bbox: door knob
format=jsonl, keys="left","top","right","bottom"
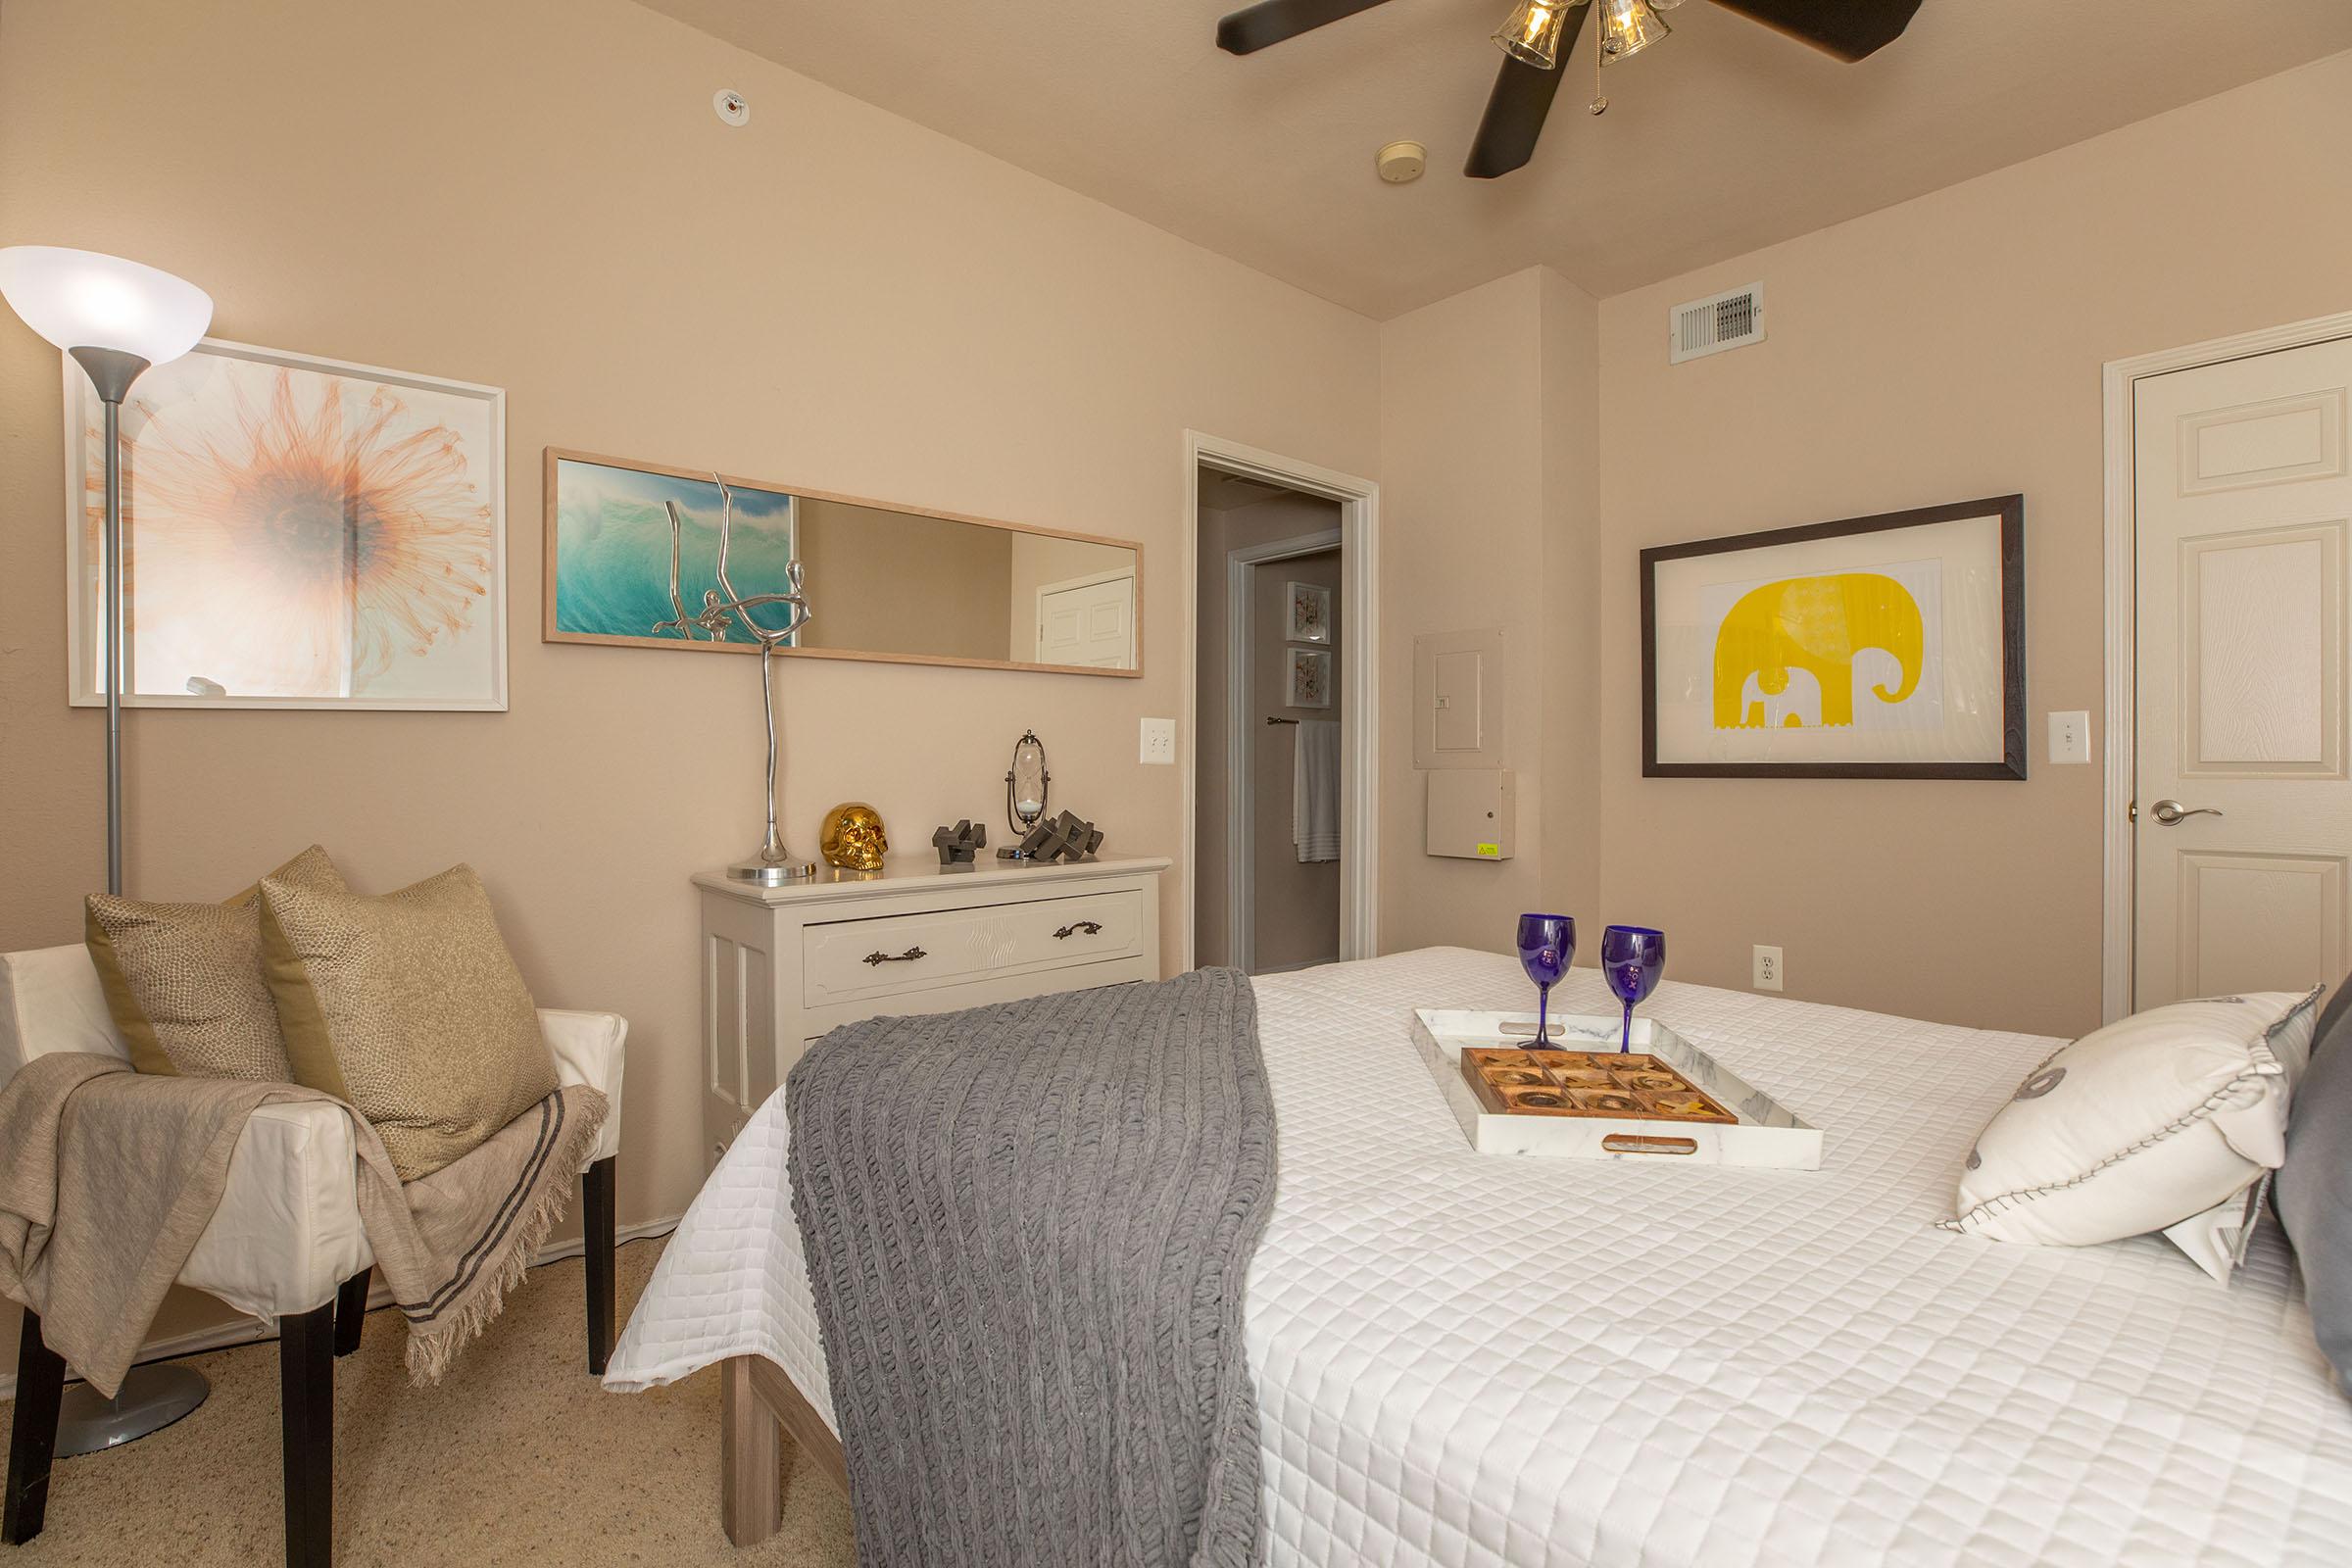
{"left": 2148, "top": 799, "right": 2224, "bottom": 826}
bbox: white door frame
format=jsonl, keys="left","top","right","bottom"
{"left": 1183, "top": 431, "right": 1380, "bottom": 971}
{"left": 2099, "top": 307, "right": 2352, "bottom": 1022}
{"left": 1227, "top": 527, "right": 1344, "bottom": 973}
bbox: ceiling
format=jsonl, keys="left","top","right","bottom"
{"left": 635, "top": 0, "right": 2352, "bottom": 318}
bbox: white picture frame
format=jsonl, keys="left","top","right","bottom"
{"left": 1288, "top": 648, "right": 1333, "bottom": 710}
{"left": 1285, "top": 579, "right": 1332, "bottom": 645}
{"left": 64, "top": 336, "right": 509, "bottom": 711}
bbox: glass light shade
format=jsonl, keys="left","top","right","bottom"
{"left": 1492, "top": 0, "right": 1574, "bottom": 70}
{"left": 0, "top": 246, "right": 212, "bottom": 366}
{"left": 1597, "top": 0, "right": 1669, "bottom": 64}
{"left": 1644, "top": 0, "right": 1685, "bottom": 9}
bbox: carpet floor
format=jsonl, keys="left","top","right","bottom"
{"left": 0, "top": 1239, "right": 856, "bottom": 1566}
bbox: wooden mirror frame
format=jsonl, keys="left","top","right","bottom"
{"left": 541, "top": 447, "right": 1143, "bottom": 678}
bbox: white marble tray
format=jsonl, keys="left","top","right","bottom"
{"left": 1410, "top": 1008, "right": 1824, "bottom": 1169}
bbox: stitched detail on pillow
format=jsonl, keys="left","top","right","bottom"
{"left": 1943, "top": 985, "right": 2321, "bottom": 1234}
{"left": 1940, "top": 1065, "right": 2278, "bottom": 1230}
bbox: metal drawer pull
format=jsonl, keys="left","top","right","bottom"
{"left": 1601, "top": 1135, "right": 1698, "bottom": 1156}
{"left": 1054, "top": 920, "right": 1104, "bottom": 940}
{"left": 862, "top": 946, "right": 927, "bottom": 966}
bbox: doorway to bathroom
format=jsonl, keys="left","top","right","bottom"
{"left": 1185, "top": 435, "right": 1376, "bottom": 976}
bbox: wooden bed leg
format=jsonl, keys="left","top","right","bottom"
{"left": 720, "top": 1356, "right": 784, "bottom": 1547}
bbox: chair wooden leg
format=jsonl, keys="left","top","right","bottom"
{"left": 3, "top": 1311, "right": 66, "bottom": 1544}
{"left": 331, "top": 1268, "right": 371, "bottom": 1359}
{"left": 583, "top": 1156, "right": 617, "bottom": 1376}
{"left": 277, "top": 1300, "right": 335, "bottom": 1568}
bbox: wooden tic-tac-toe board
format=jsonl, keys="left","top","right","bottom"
{"left": 1459, "top": 1049, "right": 1738, "bottom": 1124}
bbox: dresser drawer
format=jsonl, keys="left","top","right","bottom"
{"left": 801, "top": 888, "right": 1145, "bottom": 1007}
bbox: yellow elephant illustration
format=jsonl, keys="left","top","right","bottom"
{"left": 1711, "top": 572, "right": 1924, "bottom": 730}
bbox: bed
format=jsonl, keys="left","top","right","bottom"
{"left": 605, "top": 947, "right": 2352, "bottom": 1565}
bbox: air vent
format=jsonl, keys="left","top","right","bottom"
{"left": 1669, "top": 282, "right": 1765, "bottom": 365}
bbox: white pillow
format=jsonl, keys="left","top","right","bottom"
{"left": 1945, "top": 988, "right": 2322, "bottom": 1270}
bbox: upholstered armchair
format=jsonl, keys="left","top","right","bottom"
{"left": 0, "top": 942, "right": 624, "bottom": 1568}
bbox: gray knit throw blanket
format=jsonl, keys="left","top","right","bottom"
{"left": 787, "top": 967, "right": 1276, "bottom": 1568}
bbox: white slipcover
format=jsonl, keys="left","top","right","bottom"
{"left": 0, "top": 944, "right": 624, "bottom": 1322}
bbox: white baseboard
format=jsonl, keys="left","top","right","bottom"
{"left": 0, "top": 1213, "right": 682, "bottom": 1400}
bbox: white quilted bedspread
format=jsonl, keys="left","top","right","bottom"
{"left": 606, "top": 948, "right": 2352, "bottom": 1566}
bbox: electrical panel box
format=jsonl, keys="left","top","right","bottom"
{"left": 1427, "top": 769, "right": 1515, "bottom": 860}
{"left": 1413, "top": 628, "right": 1508, "bottom": 770}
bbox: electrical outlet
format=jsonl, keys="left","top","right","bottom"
{"left": 1753, "top": 945, "right": 1784, "bottom": 993}
{"left": 2047, "top": 710, "right": 2090, "bottom": 765}
{"left": 1139, "top": 716, "right": 1176, "bottom": 765}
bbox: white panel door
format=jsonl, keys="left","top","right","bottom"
{"left": 1036, "top": 572, "right": 1135, "bottom": 667}
{"left": 2134, "top": 336, "right": 2352, "bottom": 1004}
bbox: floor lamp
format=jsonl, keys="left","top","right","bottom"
{"left": 0, "top": 246, "right": 215, "bottom": 1451}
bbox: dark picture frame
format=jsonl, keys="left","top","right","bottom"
{"left": 1640, "top": 495, "right": 2026, "bottom": 780}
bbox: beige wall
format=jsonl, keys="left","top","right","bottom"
{"left": 795, "top": 498, "right": 1013, "bottom": 662}
{"left": 1251, "top": 548, "right": 1342, "bottom": 971}
{"left": 1192, "top": 490, "right": 1342, "bottom": 967}
{"left": 0, "top": 0, "right": 1380, "bottom": 1368}
{"left": 1594, "top": 51, "right": 2352, "bottom": 1038}
{"left": 1376, "top": 269, "right": 1602, "bottom": 956}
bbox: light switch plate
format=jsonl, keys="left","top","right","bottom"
{"left": 1140, "top": 716, "right": 1176, "bottom": 765}
{"left": 2047, "top": 710, "right": 2090, "bottom": 765}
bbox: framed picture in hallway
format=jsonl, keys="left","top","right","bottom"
{"left": 1640, "top": 495, "right": 2026, "bottom": 779}
{"left": 1288, "top": 649, "right": 1333, "bottom": 710}
{"left": 1286, "top": 579, "right": 1332, "bottom": 644}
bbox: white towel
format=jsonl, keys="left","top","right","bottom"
{"left": 1292, "top": 719, "right": 1342, "bottom": 863}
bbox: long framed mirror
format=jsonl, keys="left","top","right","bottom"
{"left": 541, "top": 449, "right": 1141, "bottom": 676}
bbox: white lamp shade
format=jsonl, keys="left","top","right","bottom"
{"left": 0, "top": 246, "right": 212, "bottom": 366}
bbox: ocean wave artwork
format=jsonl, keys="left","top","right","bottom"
{"left": 551, "top": 456, "right": 799, "bottom": 649}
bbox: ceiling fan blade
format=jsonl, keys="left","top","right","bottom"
{"left": 1703, "top": 0, "right": 1924, "bottom": 63}
{"left": 1216, "top": 0, "right": 1396, "bottom": 55}
{"left": 1464, "top": 1, "right": 1590, "bottom": 180}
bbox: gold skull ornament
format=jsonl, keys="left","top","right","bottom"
{"left": 819, "top": 802, "right": 889, "bottom": 871}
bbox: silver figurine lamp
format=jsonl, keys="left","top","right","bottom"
{"left": 658, "top": 476, "right": 816, "bottom": 885}
{"left": 0, "top": 245, "right": 216, "bottom": 1451}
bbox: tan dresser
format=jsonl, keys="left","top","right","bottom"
{"left": 696, "top": 855, "right": 1169, "bottom": 1164}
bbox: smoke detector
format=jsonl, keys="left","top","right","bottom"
{"left": 713, "top": 89, "right": 750, "bottom": 126}
{"left": 1376, "top": 140, "right": 1427, "bottom": 184}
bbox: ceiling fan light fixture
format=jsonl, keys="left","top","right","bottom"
{"left": 1597, "top": 0, "right": 1669, "bottom": 65}
{"left": 1492, "top": 0, "right": 1578, "bottom": 72}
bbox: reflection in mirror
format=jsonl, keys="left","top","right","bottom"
{"left": 544, "top": 451, "right": 1141, "bottom": 674}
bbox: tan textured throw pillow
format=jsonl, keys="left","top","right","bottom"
{"left": 85, "top": 844, "right": 347, "bottom": 1079}
{"left": 258, "top": 864, "right": 558, "bottom": 1181}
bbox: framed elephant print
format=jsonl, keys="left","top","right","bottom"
{"left": 1641, "top": 496, "right": 2026, "bottom": 779}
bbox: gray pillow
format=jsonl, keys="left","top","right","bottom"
{"left": 2278, "top": 975, "right": 2352, "bottom": 1396}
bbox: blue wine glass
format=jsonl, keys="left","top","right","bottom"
{"left": 1515, "top": 913, "right": 1575, "bottom": 1050}
{"left": 1601, "top": 926, "right": 1666, "bottom": 1054}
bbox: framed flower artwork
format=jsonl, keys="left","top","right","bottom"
{"left": 1286, "top": 579, "right": 1332, "bottom": 645}
{"left": 63, "top": 337, "right": 508, "bottom": 710}
{"left": 1289, "top": 648, "right": 1333, "bottom": 710}
{"left": 1640, "top": 495, "right": 2026, "bottom": 779}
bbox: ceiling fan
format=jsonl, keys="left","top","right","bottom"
{"left": 1214, "top": 0, "right": 1925, "bottom": 179}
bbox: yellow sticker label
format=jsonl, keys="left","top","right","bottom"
{"left": 1476, "top": 842, "right": 1501, "bottom": 858}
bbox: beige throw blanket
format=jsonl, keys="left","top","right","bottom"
{"left": 0, "top": 1054, "right": 605, "bottom": 1395}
